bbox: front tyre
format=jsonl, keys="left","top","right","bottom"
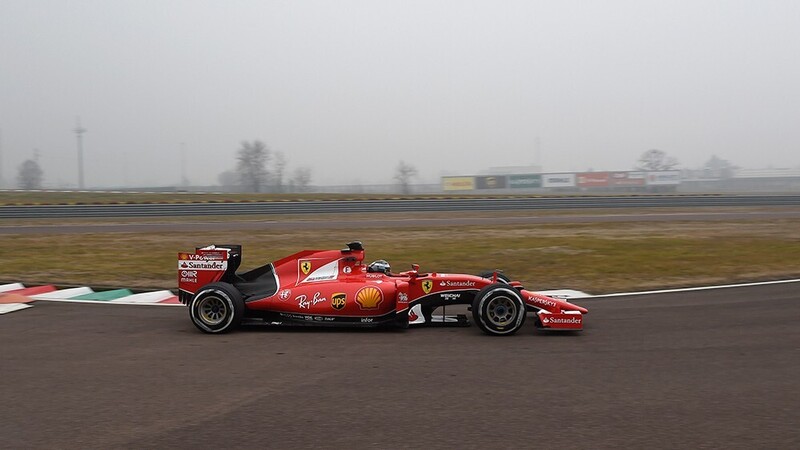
{"left": 189, "top": 282, "right": 245, "bottom": 334}
{"left": 477, "top": 271, "right": 511, "bottom": 283}
{"left": 472, "top": 284, "right": 526, "bottom": 336}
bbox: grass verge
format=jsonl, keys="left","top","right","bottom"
{"left": 2, "top": 213, "right": 799, "bottom": 294}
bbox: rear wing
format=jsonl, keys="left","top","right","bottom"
{"left": 177, "top": 244, "right": 242, "bottom": 304}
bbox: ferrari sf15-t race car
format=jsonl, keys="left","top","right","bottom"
{"left": 177, "top": 241, "right": 588, "bottom": 336}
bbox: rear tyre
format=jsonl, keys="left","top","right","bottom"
{"left": 393, "top": 310, "right": 410, "bottom": 329}
{"left": 472, "top": 284, "right": 526, "bottom": 336}
{"left": 189, "top": 282, "right": 245, "bottom": 334}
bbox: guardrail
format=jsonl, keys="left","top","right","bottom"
{"left": 1, "top": 195, "right": 798, "bottom": 219}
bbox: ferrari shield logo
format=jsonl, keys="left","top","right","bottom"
{"left": 331, "top": 293, "right": 346, "bottom": 310}
{"left": 422, "top": 280, "right": 433, "bottom": 294}
{"left": 300, "top": 260, "right": 312, "bottom": 275}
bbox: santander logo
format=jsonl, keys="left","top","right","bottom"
{"left": 543, "top": 316, "right": 582, "bottom": 325}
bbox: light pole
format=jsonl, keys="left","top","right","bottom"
{"left": 74, "top": 117, "right": 86, "bottom": 189}
{"left": 0, "top": 127, "right": 5, "bottom": 188}
{"left": 180, "top": 142, "right": 188, "bottom": 188}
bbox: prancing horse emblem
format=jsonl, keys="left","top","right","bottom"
{"left": 422, "top": 280, "right": 433, "bottom": 294}
{"left": 300, "top": 260, "right": 312, "bottom": 275}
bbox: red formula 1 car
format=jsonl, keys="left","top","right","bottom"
{"left": 177, "top": 242, "right": 588, "bottom": 336}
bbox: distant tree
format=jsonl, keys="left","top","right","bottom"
{"left": 636, "top": 149, "right": 679, "bottom": 171}
{"left": 703, "top": 155, "right": 737, "bottom": 178}
{"left": 273, "top": 151, "right": 287, "bottom": 193}
{"left": 17, "top": 158, "right": 43, "bottom": 189}
{"left": 217, "top": 169, "right": 237, "bottom": 188}
{"left": 290, "top": 167, "right": 312, "bottom": 192}
{"left": 236, "top": 140, "right": 270, "bottom": 192}
{"left": 394, "top": 160, "right": 418, "bottom": 194}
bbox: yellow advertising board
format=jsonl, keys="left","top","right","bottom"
{"left": 442, "top": 177, "right": 475, "bottom": 191}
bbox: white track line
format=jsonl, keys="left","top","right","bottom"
{"left": 110, "top": 290, "right": 174, "bottom": 303}
{"left": 12, "top": 278, "right": 800, "bottom": 309}
{"left": 31, "top": 287, "right": 93, "bottom": 299}
{"left": 0, "top": 283, "right": 25, "bottom": 293}
{"left": 536, "top": 289, "right": 592, "bottom": 299}
{"left": 587, "top": 278, "right": 800, "bottom": 298}
{"left": 0, "top": 304, "right": 33, "bottom": 314}
{"left": 33, "top": 297, "right": 183, "bottom": 306}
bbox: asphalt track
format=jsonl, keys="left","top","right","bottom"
{"left": 2, "top": 282, "right": 799, "bottom": 449}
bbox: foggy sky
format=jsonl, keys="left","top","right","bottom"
{"left": 1, "top": 0, "right": 799, "bottom": 188}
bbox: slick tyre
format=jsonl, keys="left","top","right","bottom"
{"left": 477, "top": 271, "right": 511, "bottom": 283}
{"left": 394, "top": 309, "right": 410, "bottom": 329}
{"left": 189, "top": 283, "right": 245, "bottom": 334}
{"left": 472, "top": 283, "right": 526, "bottom": 336}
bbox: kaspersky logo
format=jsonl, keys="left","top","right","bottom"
{"left": 421, "top": 280, "right": 433, "bottom": 294}
{"left": 300, "top": 260, "right": 312, "bottom": 275}
{"left": 529, "top": 296, "right": 557, "bottom": 308}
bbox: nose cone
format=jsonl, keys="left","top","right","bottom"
{"left": 563, "top": 302, "right": 588, "bottom": 314}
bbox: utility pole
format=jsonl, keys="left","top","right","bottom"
{"left": 74, "top": 117, "right": 86, "bottom": 189}
{"left": 0, "top": 127, "right": 5, "bottom": 188}
{"left": 534, "top": 136, "right": 542, "bottom": 172}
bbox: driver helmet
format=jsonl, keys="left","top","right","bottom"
{"left": 367, "top": 259, "right": 391, "bottom": 274}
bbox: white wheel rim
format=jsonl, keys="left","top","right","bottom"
{"left": 486, "top": 295, "right": 517, "bottom": 326}
{"left": 197, "top": 295, "right": 228, "bottom": 326}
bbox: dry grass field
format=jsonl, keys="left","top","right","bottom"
{"left": 2, "top": 207, "right": 799, "bottom": 294}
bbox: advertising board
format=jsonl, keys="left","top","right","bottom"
{"left": 542, "top": 173, "right": 576, "bottom": 188}
{"left": 508, "top": 174, "right": 542, "bottom": 189}
{"left": 646, "top": 171, "right": 681, "bottom": 185}
{"left": 577, "top": 172, "right": 610, "bottom": 188}
{"left": 442, "top": 177, "right": 475, "bottom": 191}
{"left": 609, "top": 171, "right": 646, "bottom": 186}
{"left": 475, "top": 176, "right": 507, "bottom": 189}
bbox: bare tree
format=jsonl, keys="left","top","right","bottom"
{"left": 703, "top": 155, "right": 737, "bottom": 178}
{"left": 217, "top": 169, "right": 238, "bottom": 190}
{"left": 636, "top": 149, "right": 679, "bottom": 171}
{"left": 273, "top": 151, "right": 287, "bottom": 193}
{"left": 394, "top": 160, "right": 418, "bottom": 194}
{"left": 18, "top": 158, "right": 44, "bottom": 189}
{"left": 236, "top": 140, "right": 270, "bottom": 192}
{"left": 290, "top": 167, "right": 312, "bottom": 192}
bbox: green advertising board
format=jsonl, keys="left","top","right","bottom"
{"left": 508, "top": 174, "right": 542, "bottom": 188}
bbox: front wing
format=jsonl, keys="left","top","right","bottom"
{"left": 535, "top": 310, "right": 584, "bottom": 331}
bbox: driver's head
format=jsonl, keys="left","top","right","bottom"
{"left": 367, "top": 259, "right": 391, "bottom": 274}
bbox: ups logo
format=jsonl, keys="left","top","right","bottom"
{"left": 300, "top": 260, "right": 312, "bottom": 275}
{"left": 422, "top": 280, "right": 433, "bottom": 294}
{"left": 331, "top": 293, "right": 346, "bottom": 310}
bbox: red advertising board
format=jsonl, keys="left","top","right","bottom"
{"left": 577, "top": 172, "right": 609, "bottom": 187}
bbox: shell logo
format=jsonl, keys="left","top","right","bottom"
{"left": 356, "top": 286, "right": 383, "bottom": 310}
